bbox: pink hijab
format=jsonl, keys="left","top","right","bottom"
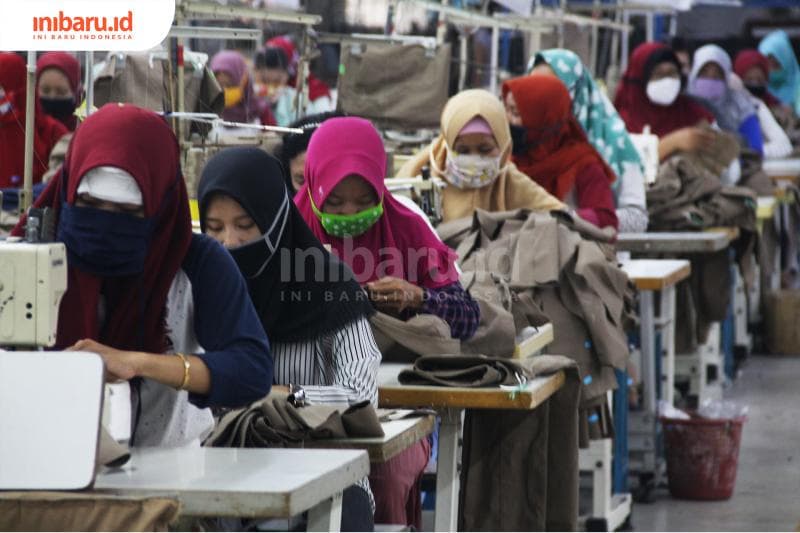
{"left": 295, "top": 117, "right": 459, "bottom": 289}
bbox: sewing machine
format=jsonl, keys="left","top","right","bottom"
{"left": 0, "top": 241, "right": 67, "bottom": 348}
{"left": 385, "top": 169, "right": 447, "bottom": 226}
{"left": 0, "top": 230, "right": 131, "bottom": 444}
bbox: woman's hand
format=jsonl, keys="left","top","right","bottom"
{"left": 365, "top": 276, "right": 425, "bottom": 314}
{"left": 675, "top": 127, "right": 716, "bottom": 153}
{"left": 660, "top": 127, "right": 716, "bottom": 160}
{"left": 67, "top": 339, "right": 142, "bottom": 382}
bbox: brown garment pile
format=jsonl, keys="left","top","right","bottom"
{"left": 458, "top": 355, "right": 582, "bottom": 531}
{"left": 398, "top": 355, "right": 533, "bottom": 387}
{"left": 438, "top": 208, "right": 633, "bottom": 442}
{"left": 0, "top": 492, "right": 180, "bottom": 532}
{"left": 370, "top": 310, "right": 461, "bottom": 363}
{"left": 205, "top": 393, "right": 383, "bottom": 448}
{"left": 646, "top": 153, "right": 759, "bottom": 350}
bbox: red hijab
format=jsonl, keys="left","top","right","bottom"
{"left": 733, "top": 49, "right": 783, "bottom": 108}
{"left": 502, "top": 75, "right": 615, "bottom": 200}
{"left": 294, "top": 117, "right": 459, "bottom": 289}
{"left": 36, "top": 52, "right": 83, "bottom": 131}
{"left": 13, "top": 104, "right": 192, "bottom": 353}
{"left": 0, "top": 52, "right": 67, "bottom": 188}
{"left": 614, "top": 42, "right": 714, "bottom": 137}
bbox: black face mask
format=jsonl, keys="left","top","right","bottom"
{"left": 745, "top": 84, "right": 768, "bottom": 99}
{"left": 509, "top": 124, "right": 528, "bottom": 155}
{"left": 40, "top": 96, "right": 76, "bottom": 120}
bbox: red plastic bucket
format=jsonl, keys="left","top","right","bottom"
{"left": 660, "top": 414, "right": 746, "bottom": 500}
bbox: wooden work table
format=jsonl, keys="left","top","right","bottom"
{"left": 378, "top": 365, "right": 565, "bottom": 411}
{"left": 377, "top": 363, "right": 565, "bottom": 532}
{"left": 616, "top": 228, "right": 737, "bottom": 254}
{"left": 304, "top": 412, "right": 435, "bottom": 464}
{"left": 620, "top": 259, "right": 691, "bottom": 292}
{"left": 620, "top": 259, "right": 691, "bottom": 409}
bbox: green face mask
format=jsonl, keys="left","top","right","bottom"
{"left": 310, "top": 190, "right": 384, "bottom": 237}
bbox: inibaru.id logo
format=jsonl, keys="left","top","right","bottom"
{"left": 32, "top": 10, "right": 134, "bottom": 40}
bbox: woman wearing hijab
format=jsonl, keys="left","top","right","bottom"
{"left": 734, "top": 49, "right": 785, "bottom": 109}
{"left": 759, "top": 30, "right": 800, "bottom": 116}
{"left": 296, "top": 116, "right": 479, "bottom": 339}
{"left": 614, "top": 42, "right": 717, "bottom": 162}
{"left": 530, "top": 48, "right": 649, "bottom": 232}
{"left": 296, "top": 116, "right": 480, "bottom": 529}
{"left": 36, "top": 52, "right": 83, "bottom": 131}
{"left": 264, "top": 36, "right": 333, "bottom": 106}
{"left": 396, "top": 89, "right": 565, "bottom": 223}
{"left": 503, "top": 75, "right": 619, "bottom": 230}
{"left": 254, "top": 45, "right": 334, "bottom": 127}
{"left": 198, "top": 147, "right": 379, "bottom": 531}
{"left": 210, "top": 50, "right": 275, "bottom": 126}
{"left": 0, "top": 52, "right": 68, "bottom": 191}
{"left": 688, "top": 44, "right": 764, "bottom": 155}
{"left": 733, "top": 50, "right": 793, "bottom": 159}
{"left": 12, "top": 104, "right": 272, "bottom": 447}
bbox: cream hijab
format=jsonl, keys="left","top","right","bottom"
{"left": 397, "top": 89, "right": 564, "bottom": 223}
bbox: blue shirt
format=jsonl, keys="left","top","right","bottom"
{"left": 738, "top": 114, "right": 764, "bottom": 156}
{"left": 183, "top": 234, "right": 273, "bottom": 408}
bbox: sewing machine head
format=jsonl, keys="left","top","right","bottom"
{"left": 0, "top": 241, "right": 67, "bottom": 348}
{"left": 385, "top": 167, "right": 446, "bottom": 226}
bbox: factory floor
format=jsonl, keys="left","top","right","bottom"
{"left": 633, "top": 354, "right": 800, "bottom": 532}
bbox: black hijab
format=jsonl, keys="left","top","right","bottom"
{"left": 197, "top": 147, "right": 374, "bottom": 343}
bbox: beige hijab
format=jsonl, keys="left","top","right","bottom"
{"left": 396, "top": 89, "right": 564, "bottom": 222}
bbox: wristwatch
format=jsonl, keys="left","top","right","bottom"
{"left": 287, "top": 384, "right": 306, "bottom": 407}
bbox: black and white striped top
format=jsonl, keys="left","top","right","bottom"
{"left": 272, "top": 315, "right": 381, "bottom": 510}
{"left": 272, "top": 316, "right": 381, "bottom": 406}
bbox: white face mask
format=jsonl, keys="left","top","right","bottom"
{"left": 445, "top": 150, "right": 503, "bottom": 189}
{"left": 646, "top": 77, "right": 682, "bottom": 107}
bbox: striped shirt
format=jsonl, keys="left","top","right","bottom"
{"left": 272, "top": 316, "right": 381, "bottom": 406}
{"left": 272, "top": 315, "right": 381, "bottom": 511}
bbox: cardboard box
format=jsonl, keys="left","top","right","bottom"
{"left": 763, "top": 290, "right": 800, "bottom": 355}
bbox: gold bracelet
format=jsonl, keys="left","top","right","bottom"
{"left": 176, "top": 353, "right": 191, "bottom": 391}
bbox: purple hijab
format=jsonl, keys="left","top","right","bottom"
{"left": 210, "top": 50, "right": 264, "bottom": 124}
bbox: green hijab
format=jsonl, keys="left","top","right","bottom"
{"left": 531, "top": 49, "right": 644, "bottom": 190}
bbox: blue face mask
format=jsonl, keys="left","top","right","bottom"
{"left": 57, "top": 203, "right": 154, "bottom": 277}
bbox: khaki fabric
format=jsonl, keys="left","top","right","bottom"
{"left": 682, "top": 126, "right": 740, "bottom": 177}
{"left": 94, "top": 52, "right": 223, "bottom": 140}
{"left": 337, "top": 43, "right": 451, "bottom": 129}
{"left": 369, "top": 311, "right": 461, "bottom": 362}
{"left": 395, "top": 88, "right": 564, "bottom": 222}
{"left": 647, "top": 154, "right": 757, "bottom": 232}
{"left": 205, "top": 393, "right": 384, "bottom": 448}
{"left": 441, "top": 209, "right": 632, "bottom": 410}
{"left": 398, "top": 355, "right": 533, "bottom": 387}
{"left": 41, "top": 132, "right": 72, "bottom": 184}
{"left": 0, "top": 492, "right": 179, "bottom": 532}
{"left": 459, "top": 355, "right": 581, "bottom": 531}
{"left": 739, "top": 147, "right": 776, "bottom": 196}
{"left": 647, "top": 153, "right": 760, "bottom": 351}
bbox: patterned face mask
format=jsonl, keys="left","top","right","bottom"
{"left": 444, "top": 148, "right": 503, "bottom": 189}
{"left": 309, "top": 190, "right": 384, "bottom": 237}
